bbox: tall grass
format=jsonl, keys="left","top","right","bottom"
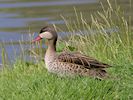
{"left": 62, "top": 0, "right": 132, "bottom": 64}
{"left": 0, "top": 0, "right": 133, "bottom": 99}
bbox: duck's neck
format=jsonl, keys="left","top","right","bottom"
{"left": 47, "top": 39, "right": 57, "bottom": 54}
{"left": 45, "top": 39, "right": 57, "bottom": 65}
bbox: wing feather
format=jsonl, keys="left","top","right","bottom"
{"left": 57, "top": 52, "right": 111, "bottom": 69}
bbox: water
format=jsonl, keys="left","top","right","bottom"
{"left": 0, "top": 0, "right": 132, "bottom": 64}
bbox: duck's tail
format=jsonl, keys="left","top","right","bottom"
{"left": 88, "top": 69, "right": 109, "bottom": 79}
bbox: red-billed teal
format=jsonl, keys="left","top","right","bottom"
{"left": 33, "top": 26, "right": 111, "bottom": 79}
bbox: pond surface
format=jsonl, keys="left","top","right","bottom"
{"left": 0, "top": 0, "right": 132, "bottom": 64}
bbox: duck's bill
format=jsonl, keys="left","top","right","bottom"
{"left": 32, "top": 35, "right": 42, "bottom": 43}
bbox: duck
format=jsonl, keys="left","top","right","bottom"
{"left": 33, "top": 26, "right": 111, "bottom": 79}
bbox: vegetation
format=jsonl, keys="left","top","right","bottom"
{"left": 0, "top": 0, "right": 133, "bottom": 99}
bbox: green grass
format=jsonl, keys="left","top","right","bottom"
{"left": 0, "top": 60, "right": 132, "bottom": 100}
{"left": 0, "top": 0, "right": 133, "bottom": 99}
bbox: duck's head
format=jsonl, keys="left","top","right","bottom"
{"left": 33, "top": 26, "right": 57, "bottom": 42}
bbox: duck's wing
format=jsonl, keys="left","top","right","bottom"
{"left": 57, "top": 52, "right": 111, "bottom": 69}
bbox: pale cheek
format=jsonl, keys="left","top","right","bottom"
{"left": 39, "top": 33, "right": 45, "bottom": 38}
{"left": 39, "top": 32, "right": 53, "bottom": 39}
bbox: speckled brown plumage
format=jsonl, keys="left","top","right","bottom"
{"left": 57, "top": 52, "right": 110, "bottom": 68}
{"left": 33, "top": 26, "right": 111, "bottom": 79}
